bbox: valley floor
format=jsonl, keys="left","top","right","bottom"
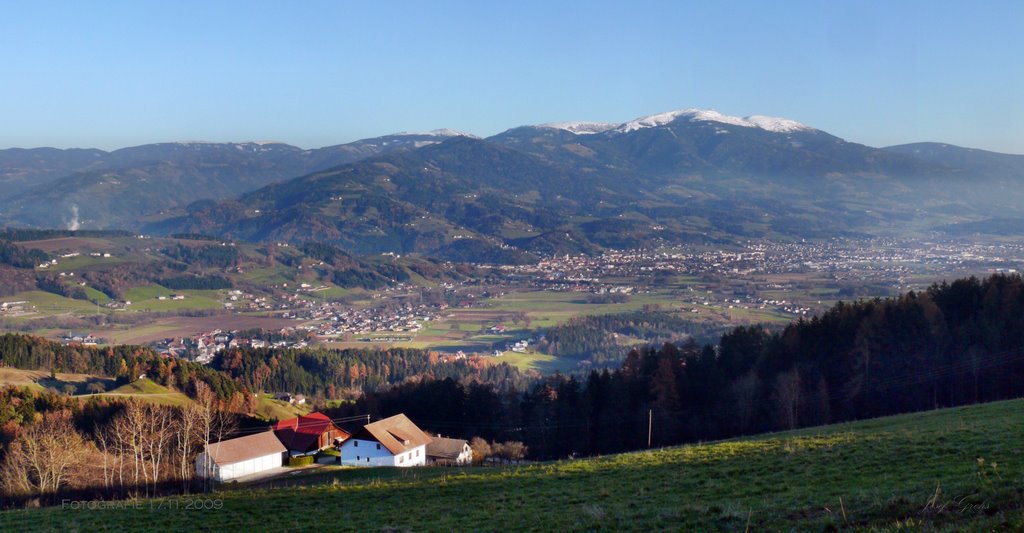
{"left": 2, "top": 398, "right": 1022, "bottom": 531}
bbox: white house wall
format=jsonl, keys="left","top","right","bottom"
{"left": 457, "top": 446, "right": 473, "bottom": 465}
{"left": 339, "top": 439, "right": 426, "bottom": 467}
{"left": 195, "top": 452, "right": 283, "bottom": 482}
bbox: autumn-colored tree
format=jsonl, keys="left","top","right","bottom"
{"left": 469, "top": 436, "right": 491, "bottom": 465}
{"left": 0, "top": 410, "right": 89, "bottom": 497}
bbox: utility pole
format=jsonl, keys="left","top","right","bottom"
{"left": 647, "top": 408, "right": 652, "bottom": 448}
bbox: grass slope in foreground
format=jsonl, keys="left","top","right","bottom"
{"left": 4, "top": 399, "right": 1023, "bottom": 531}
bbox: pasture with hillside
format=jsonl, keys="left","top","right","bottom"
{"left": 3, "top": 399, "right": 1021, "bottom": 531}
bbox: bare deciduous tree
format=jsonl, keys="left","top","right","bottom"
{"left": 176, "top": 402, "right": 203, "bottom": 491}
{"left": 0, "top": 410, "right": 89, "bottom": 497}
{"left": 194, "top": 380, "right": 237, "bottom": 491}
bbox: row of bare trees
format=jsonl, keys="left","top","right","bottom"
{"left": 1, "top": 381, "right": 235, "bottom": 503}
{"left": 468, "top": 437, "right": 528, "bottom": 465}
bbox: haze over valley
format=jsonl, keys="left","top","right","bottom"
{"left": 3, "top": 108, "right": 1023, "bottom": 265}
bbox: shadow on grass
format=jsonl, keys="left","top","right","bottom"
{"left": 36, "top": 376, "right": 117, "bottom": 395}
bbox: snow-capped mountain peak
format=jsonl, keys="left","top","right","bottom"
{"left": 615, "top": 108, "right": 813, "bottom": 134}
{"left": 741, "top": 115, "right": 813, "bottom": 133}
{"left": 530, "top": 109, "right": 814, "bottom": 136}
{"left": 537, "top": 121, "right": 619, "bottom": 135}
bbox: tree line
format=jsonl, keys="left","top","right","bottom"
{"left": 0, "top": 240, "right": 50, "bottom": 269}
{"left": 212, "top": 346, "right": 532, "bottom": 398}
{"left": 0, "top": 229, "right": 132, "bottom": 242}
{"left": 332, "top": 274, "right": 1024, "bottom": 459}
{"left": 0, "top": 334, "right": 240, "bottom": 400}
{"left": 538, "top": 309, "right": 727, "bottom": 365}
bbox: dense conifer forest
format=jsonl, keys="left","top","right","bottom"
{"left": 2, "top": 274, "right": 1024, "bottom": 466}
{"left": 331, "top": 274, "right": 1024, "bottom": 458}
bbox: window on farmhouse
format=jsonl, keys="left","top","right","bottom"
{"left": 354, "top": 441, "right": 358, "bottom": 447}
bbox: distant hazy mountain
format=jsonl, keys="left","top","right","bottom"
{"left": 0, "top": 131, "right": 471, "bottom": 229}
{"left": 885, "top": 142, "right": 1024, "bottom": 234}
{"left": 6, "top": 108, "right": 1024, "bottom": 258}
{"left": 0, "top": 147, "right": 107, "bottom": 196}
{"left": 490, "top": 108, "right": 940, "bottom": 180}
{"left": 145, "top": 109, "right": 1024, "bottom": 262}
{"left": 146, "top": 136, "right": 638, "bottom": 261}
{"left": 883, "top": 142, "right": 1024, "bottom": 179}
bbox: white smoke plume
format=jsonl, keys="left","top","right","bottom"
{"left": 67, "top": 205, "right": 81, "bottom": 231}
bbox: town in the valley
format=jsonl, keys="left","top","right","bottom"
{"left": 5, "top": 236, "right": 1022, "bottom": 369}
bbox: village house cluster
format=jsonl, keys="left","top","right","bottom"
{"left": 310, "top": 301, "right": 444, "bottom": 338}
{"left": 151, "top": 328, "right": 309, "bottom": 363}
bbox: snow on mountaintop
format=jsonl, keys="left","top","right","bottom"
{"left": 532, "top": 109, "right": 814, "bottom": 136}
{"left": 615, "top": 109, "right": 814, "bottom": 134}
{"left": 741, "top": 116, "right": 813, "bottom": 133}
{"left": 393, "top": 128, "right": 479, "bottom": 138}
{"left": 538, "top": 121, "right": 619, "bottom": 135}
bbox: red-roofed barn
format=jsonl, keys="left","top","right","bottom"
{"left": 273, "top": 412, "right": 350, "bottom": 456}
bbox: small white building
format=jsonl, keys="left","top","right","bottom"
{"left": 426, "top": 436, "right": 473, "bottom": 466}
{"left": 339, "top": 413, "right": 432, "bottom": 467}
{"left": 195, "top": 431, "right": 286, "bottom": 482}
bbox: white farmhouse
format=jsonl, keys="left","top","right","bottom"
{"left": 339, "top": 413, "right": 432, "bottom": 467}
{"left": 195, "top": 431, "right": 286, "bottom": 482}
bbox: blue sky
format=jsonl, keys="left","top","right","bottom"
{"left": 1, "top": 1, "right": 1021, "bottom": 153}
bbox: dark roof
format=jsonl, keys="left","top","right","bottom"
{"left": 426, "top": 436, "right": 470, "bottom": 460}
{"left": 353, "top": 414, "right": 432, "bottom": 455}
{"left": 273, "top": 412, "right": 350, "bottom": 452}
{"left": 203, "top": 431, "right": 286, "bottom": 466}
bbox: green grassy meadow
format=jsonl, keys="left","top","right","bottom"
{"left": 495, "top": 350, "right": 581, "bottom": 373}
{"left": 3, "top": 291, "right": 101, "bottom": 315}
{"left": 88, "top": 378, "right": 194, "bottom": 407}
{"left": 4, "top": 399, "right": 1022, "bottom": 531}
{"left": 122, "top": 286, "right": 223, "bottom": 312}
{"left": 252, "top": 393, "right": 309, "bottom": 421}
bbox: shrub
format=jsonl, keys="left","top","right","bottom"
{"left": 287, "top": 455, "right": 314, "bottom": 467}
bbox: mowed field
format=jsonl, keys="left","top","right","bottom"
{"left": 252, "top": 393, "right": 310, "bottom": 421}
{"left": 87, "top": 379, "right": 194, "bottom": 407}
{"left": 323, "top": 288, "right": 795, "bottom": 371}
{"left": 0, "top": 368, "right": 110, "bottom": 392}
{"left": 0, "top": 370, "right": 189, "bottom": 405}
{"left": 91, "top": 315, "right": 302, "bottom": 345}
{"left": 4, "top": 399, "right": 1022, "bottom": 531}
{"left": 18, "top": 237, "right": 120, "bottom": 254}
{"left": 0, "top": 368, "right": 307, "bottom": 421}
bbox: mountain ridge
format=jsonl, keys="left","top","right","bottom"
{"left": 3, "top": 108, "right": 1023, "bottom": 258}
